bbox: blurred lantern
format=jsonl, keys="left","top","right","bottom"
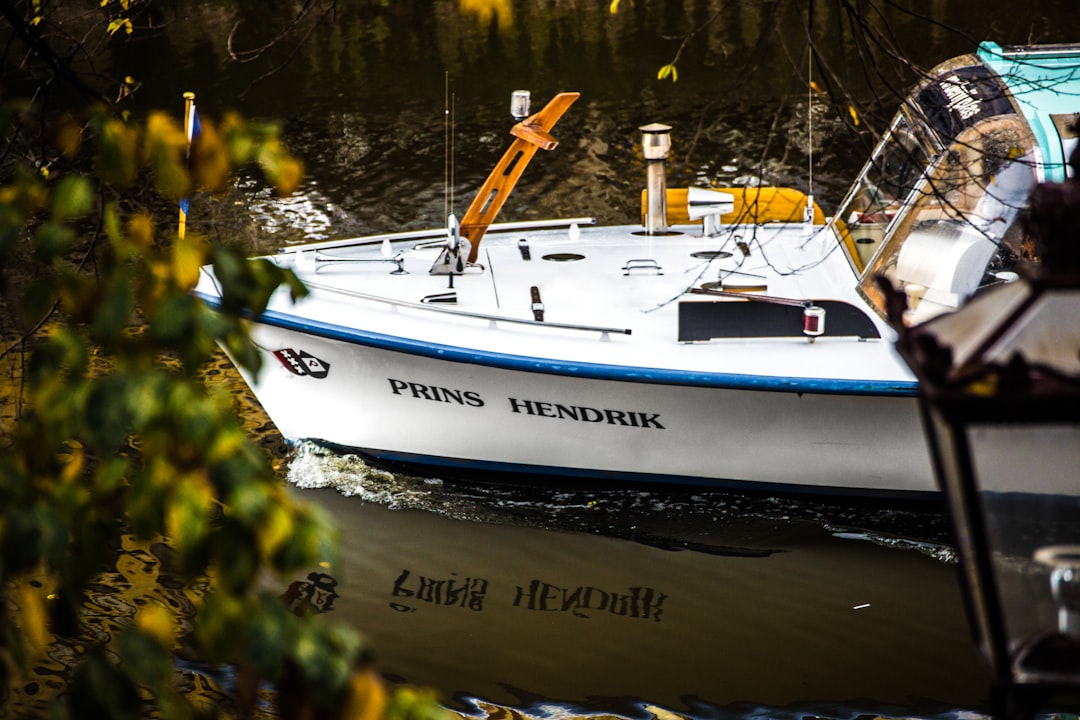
{"left": 888, "top": 149, "right": 1080, "bottom": 720}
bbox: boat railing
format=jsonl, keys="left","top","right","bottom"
{"left": 302, "top": 280, "right": 633, "bottom": 338}
{"left": 276, "top": 217, "right": 597, "bottom": 256}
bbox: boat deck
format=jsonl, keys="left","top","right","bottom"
{"left": 216, "top": 220, "right": 917, "bottom": 393}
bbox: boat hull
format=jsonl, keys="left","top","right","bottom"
{"left": 236, "top": 320, "right": 937, "bottom": 499}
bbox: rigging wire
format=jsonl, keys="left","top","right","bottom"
{"left": 444, "top": 73, "right": 449, "bottom": 222}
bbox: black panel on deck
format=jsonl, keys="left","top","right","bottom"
{"left": 678, "top": 300, "right": 881, "bottom": 342}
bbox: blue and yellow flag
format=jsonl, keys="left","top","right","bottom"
{"left": 178, "top": 91, "right": 201, "bottom": 239}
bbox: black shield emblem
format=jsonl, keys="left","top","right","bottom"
{"left": 273, "top": 348, "right": 330, "bottom": 379}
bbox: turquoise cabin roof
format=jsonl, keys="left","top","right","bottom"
{"left": 978, "top": 41, "right": 1080, "bottom": 182}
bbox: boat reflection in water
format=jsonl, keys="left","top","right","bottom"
{"left": 285, "top": 446, "right": 988, "bottom": 720}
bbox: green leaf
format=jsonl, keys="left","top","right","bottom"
{"left": 118, "top": 627, "right": 174, "bottom": 689}
{"left": 274, "top": 505, "right": 338, "bottom": 573}
{"left": 21, "top": 277, "right": 59, "bottom": 330}
{"left": 246, "top": 595, "right": 289, "bottom": 677}
{"left": 95, "top": 117, "right": 138, "bottom": 189}
{"left": 150, "top": 293, "right": 197, "bottom": 345}
{"left": 0, "top": 204, "right": 23, "bottom": 259}
{"left": 102, "top": 201, "right": 122, "bottom": 246}
{"left": 93, "top": 457, "right": 130, "bottom": 495}
{"left": 85, "top": 375, "right": 134, "bottom": 452}
{"left": 222, "top": 329, "right": 263, "bottom": 377}
{"left": 67, "top": 651, "right": 143, "bottom": 720}
{"left": 283, "top": 267, "right": 310, "bottom": 302}
{"left": 33, "top": 221, "right": 76, "bottom": 262}
{"left": 216, "top": 520, "right": 258, "bottom": 594}
{"left": 51, "top": 175, "right": 94, "bottom": 220}
{"left": 90, "top": 272, "right": 135, "bottom": 345}
{"left": 227, "top": 482, "right": 271, "bottom": 525}
{"left": 165, "top": 471, "right": 212, "bottom": 557}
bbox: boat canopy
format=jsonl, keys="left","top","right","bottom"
{"left": 831, "top": 42, "right": 1080, "bottom": 325}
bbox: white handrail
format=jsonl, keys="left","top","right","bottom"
{"left": 276, "top": 217, "right": 597, "bottom": 255}
{"left": 302, "top": 281, "right": 632, "bottom": 337}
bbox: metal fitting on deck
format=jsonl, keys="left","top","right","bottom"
{"left": 640, "top": 123, "right": 672, "bottom": 235}
{"left": 511, "top": 90, "right": 531, "bottom": 120}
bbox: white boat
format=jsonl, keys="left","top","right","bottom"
{"left": 195, "top": 41, "right": 1080, "bottom": 499}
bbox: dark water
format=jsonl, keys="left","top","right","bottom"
{"left": 117, "top": 0, "right": 1080, "bottom": 245}
{"left": 286, "top": 445, "right": 980, "bottom": 720}
{"left": 10, "top": 1, "right": 1080, "bottom": 717}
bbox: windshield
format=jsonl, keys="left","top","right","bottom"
{"left": 859, "top": 115, "right": 1037, "bottom": 324}
{"left": 831, "top": 110, "right": 937, "bottom": 273}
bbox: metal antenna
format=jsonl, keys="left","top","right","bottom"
{"left": 451, "top": 92, "right": 456, "bottom": 217}
{"left": 807, "top": 46, "right": 813, "bottom": 197}
{"left": 443, "top": 75, "right": 457, "bottom": 219}
{"left": 444, "top": 73, "right": 449, "bottom": 221}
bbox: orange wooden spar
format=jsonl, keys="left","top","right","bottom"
{"left": 462, "top": 92, "right": 580, "bottom": 264}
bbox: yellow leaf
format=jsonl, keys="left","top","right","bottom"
{"left": 339, "top": 670, "right": 388, "bottom": 720}
{"left": 60, "top": 447, "right": 85, "bottom": 484}
{"left": 17, "top": 583, "right": 50, "bottom": 656}
{"left": 207, "top": 427, "right": 245, "bottom": 464}
{"left": 144, "top": 111, "right": 191, "bottom": 200}
{"left": 98, "top": 117, "right": 139, "bottom": 188}
{"left": 173, "top": 231, "right": 208, "bottom": 288}
{"left": 136, "top": 601, "right": 176, "bottom": 648}
{"left": 609, "top": 0, "right": 620, "bottom": 12}
{"left": 273, "top": 157, "right": 304, "bottom": 197}
{"left": 126, "top": 212, "right": 155, "bottom": 251}
{"left": 166, "top": 471, "right": 213, "bottom": 552}
{"left": 657, "top": 64, "right": 678, "bottom": 83}
{"left": 257, "top": 504, "right": 294, "bottom": 560}
{"left": 848, "top": 105, "right": 859, "bottom": 127}
{"left": 190, "top": 121, "right": 231, "bottom": 193}
{"left": 809, "top": 80, "right": 824, "bottom": 95}
{"left": 48, "top": 113, "right": 83, "bottom": 158}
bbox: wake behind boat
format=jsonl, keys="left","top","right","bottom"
{"left": 195, "top": 41, "right": 1080, "bottom": 499}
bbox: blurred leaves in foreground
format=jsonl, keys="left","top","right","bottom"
{"left": 0, "top": 94, "right": 449, "bottom": 720}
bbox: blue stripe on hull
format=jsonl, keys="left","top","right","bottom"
{"left": 195, "top": 292, "right": 918, "bottom": 397}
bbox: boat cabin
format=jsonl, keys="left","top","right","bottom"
{"left": 831, "top": 42, "right": 1080, "bottom": 325}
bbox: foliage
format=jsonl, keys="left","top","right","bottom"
{"left": 0, "top": 23, "right": 448, "bottom": 720}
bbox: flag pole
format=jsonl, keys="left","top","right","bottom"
{"left": 179, "top": 91, "right": 195, "bottom": 240}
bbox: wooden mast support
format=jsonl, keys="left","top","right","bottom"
{"left": 461, "top": 92, "right": 580, "bottom": 264}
